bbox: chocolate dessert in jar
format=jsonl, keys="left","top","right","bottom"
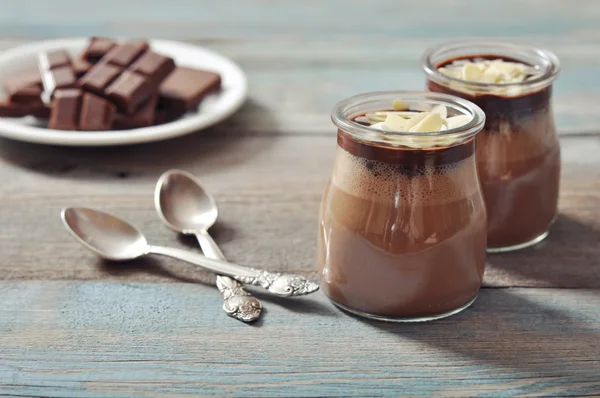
{"left": 318, "top": 92, "right": 487, "bottom": 322}
{"left": 422, "top": 42, "right": 561, "bottom": 252}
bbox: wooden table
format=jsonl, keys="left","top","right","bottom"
{"left": 1, "top": 1, "right": 600, "bottom": 396}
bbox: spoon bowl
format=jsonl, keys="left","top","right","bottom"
{"left": 61, "top": 207, "right": 148, "bottom": 261}
{"left": 155, "top": 169, "right": 219, "bottom": 234}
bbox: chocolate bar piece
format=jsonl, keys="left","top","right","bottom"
{"left": 49, "top": 89, "right": 82, "bottom": 130}
{"left": 79, "top": 42, "right": 145, "bottom": 95}
{"left": 79, "top": 93, "right": 116, "bottom": 130}
{"left": 3, "top": 70, "right": 43, "bottom": 106}
{"left": 39, "top": 51, "right": 76, "bottom": 95}
{"left": 10, "top": 86, "right": 43, "bottom": 105}
{"left": 105, "top": 71, "right": 153, "bottom": 114}
{"left": 155, "top": 108, "right": 186, "bottom": 125}
{"left": 79, "top": 62, "right": 122, "bottom": 96}
{"left": 46, "top": 67, "right": 77, "bottom": 91}
{"left": 31, "top": 104, "right": 51, "bottom": 119}
{"left": 78, "top": 40, "right": 169, "bottom": 114}
{"left": 158, "top": 67, "right": 221, "bottom": 112}
{"left": 0, "top": 101, "right": 31, "bottom": 117}
{"left": 3, "top": 70, "right": 42, "bottom": 94}
{"left": 102, "top": 41, "right": 149, "bottom": 68}
{"left": 104, "top": 47, "right": 173, "bottom": 114}
{"left": 114, "top": 96, "right": 157, "bottom": 129}
{"left": 39, "top": 50, "right": 70, "bottom": 70}
{"left": 0, "top": 100, "right": 51, "bottom": 119}
{"left": 72, "top": 58, "right": 92, "bottom": 78}
{"left": 82, "top": 37, "right": 117, "bottom": 64}
{"left": 130, "top": 51, "right": 175, "bottom": 82}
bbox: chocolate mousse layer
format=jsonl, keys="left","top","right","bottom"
{"left": 338, "top": 128, "right": 476, "bottom": 170}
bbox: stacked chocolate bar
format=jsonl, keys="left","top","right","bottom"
{"left": 0, "top": 37, "right": 222, "bottom": 131}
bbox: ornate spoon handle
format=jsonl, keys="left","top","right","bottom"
{"left": 195, "top": 230, "right": 262, "bottom": 323}
{"left": 147, "top": 245, "right": 319, "bottom": 297}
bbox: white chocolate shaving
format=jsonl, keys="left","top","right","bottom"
{"left": 354, "top": 99, "right": 474, "bottom": 149}
{"left": 438, "top": 59, "right": 540, "bottom": 85}
{"left": 410, "top": 112, "right": 443, "bottom": 133}
{"left": 462, "top": 63, "right": 483, "bottom": 81}
{"left": 382, "top": 113, "right": 407, "bottom": 131}
{"left": 481, "top": 66, "right": 502, "bottom": 83}
{"left": 446, "top": 115, "right": 472, "bottom": 129}
{"left": 436, "top": 58, "right": 542, "bottom": 97}
{"left": 392, "top": 100, "right": 409, "bottom": 111}
{"left": 402, "top": 111, "right": 428, "bottom": 130}
{"left": 430, "top": 104, "right": 447, "bottom": 119}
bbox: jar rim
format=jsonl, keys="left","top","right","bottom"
{"left": 421, "top": 40, "right": 560, "bottom": 90}
{"left": 331, "top": 91, "right": 486, "bottom": 144}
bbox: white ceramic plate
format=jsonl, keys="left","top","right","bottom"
{"left": 0, "top": 38, "right": 247, "bottom": 146}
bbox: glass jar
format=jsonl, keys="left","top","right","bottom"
{"left": 422, "top": 41, "right": 561, "bottom": 252}
{"left": 318, "top": 91, "right": 487, "bottom": 322}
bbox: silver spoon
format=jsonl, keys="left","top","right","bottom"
{"left": 154, "top": 169, "right": 262, "bottom": 323}
{"left": 61, "top": 207, "right": 319, "bottom": 298}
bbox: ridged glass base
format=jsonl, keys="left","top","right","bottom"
{"left": 329, "top": 296, "right": 477, "bottom": 323}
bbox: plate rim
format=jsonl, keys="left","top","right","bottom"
{"left": 0, "top": 37, "right": 248, "bottom": 146}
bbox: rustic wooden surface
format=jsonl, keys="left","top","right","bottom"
{"left": 1, "top": 1, "right": 600, "bottom": 396}
{"left": 1, "top": 282, "right": 600, "bottom": 397}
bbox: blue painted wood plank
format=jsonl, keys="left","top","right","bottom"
{"left": 1, "top": 0, "right": 600, "bottom": 40}
{"left": 0, "top": 282, "right": 599, "bottom": 397}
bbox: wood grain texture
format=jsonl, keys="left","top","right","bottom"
{"left": 1, "top": 1, "right": 600, "bottom": 395}
{"left": 0, "top": 282, "right": 600, "bottom": 397}
{"left": 0, "top": 131, "right": 599, "bottom": 288}
{"left": 2, "top": 35, "right": 600, "bottom": 134}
